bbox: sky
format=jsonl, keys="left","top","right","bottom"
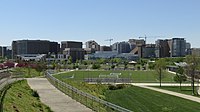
{"left": 0, "top": 0, "right": 200, "bottom": 47}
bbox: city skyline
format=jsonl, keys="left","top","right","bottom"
{"left": 0, "top": 0, "right": 200, "bottom": 47}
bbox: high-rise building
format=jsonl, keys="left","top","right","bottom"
{"left": 112, "top": 42, "right": 131, "bottom": 54}
{"left": 85, "top": 40, "right": 100, "bottom": 51}
{"left": 170, "top": 38, "right": 186, "bottom": 57}
{"left": 192, "top": 48, "right": 200, "bottom": 56}
{"left": 61, "top": 41, "right": 85, "bottom": 62}
{"left": 185, "top": 42, "right": 191, "bottom": 55}
{"left": 12, "top": 40, "right": 60, "bottom": 59}
{"left": 128, "top": 39, "right": 145, "bottom": 50}
{"left": 0, "top": 46, "right": 7, "bottom": 58}
{"left": 142, "top": 44, "right": 156, "bottom": 58}
{"left": 129, "top": 39, "right": 146, "bottom": 58}
{"left": 155, "top": 38, "right": 187, "bottom": 58}
{"left": 61, "top": 41, "right": 82, "bottom": 52}
{"left": 85, "top": 40, "right": 100, "bottom": 54}
{"left": 155, "top": 39, "right": 170, "bottom": 58}
{"left": 100, "top": 46, "right": 112, "bottom": 51}
{"left": 49, "top": 42, "right": 60, "bottom": 54}
{"left": 63, "top": 48, "right": 85, "bottom": 62}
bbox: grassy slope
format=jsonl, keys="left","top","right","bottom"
{"left": 11, "top": 67, "right": 43, "bottom": 78}
{"left": 105, "top": 86, "right": 200, "bottom": 112}
{"left": 3, "top": 80, "right": 51, "bottom": 112}
{"left": 54, "top": 71, "right": 200, "bottom": 112}
{"left": 55, "top": 70, "right": 175, "bottom": 82}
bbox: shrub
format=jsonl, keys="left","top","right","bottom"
{"left": 92, "top": 64, "right": 101, "bottom": 69}
{"left": 108, "top": 84, "right": 126, "bottom": 90}
{"left": 148, "top": 62, "right": 155, "bottom": 70}
{"left": 116, "top": 84, "right": 126, "bottom": 89}
{"left": 108, "top": 84, "right": 117, "bottom": 90}
{"left": 111, "top": 65, "right": 115, "bottom": 69}
{"left": 32, "top": 90, "right": 39, "bottom": 98}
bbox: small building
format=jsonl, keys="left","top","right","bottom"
{"left": 85, "top": 51, "right": 118, "bottom": 60}
{"left": 85, "top": 51, "right": 139, "bottom": 61}
{"left": 16, "top": 54, "right": 46, "bottom": 61}
{"left": 46, "top": 54, "right": 69, "bottom": 62}
{"left": 115, "top": 53, "right": 139, "bottom": 61}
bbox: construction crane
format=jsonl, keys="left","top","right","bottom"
{"left": 139, "top": 35, "right": 163, "bottom": 44}
{"left": 139, "top": 35, "right": 147, "bottom": 44}
{"left": 105, "top": 38, "right": 113, "bottom": 46}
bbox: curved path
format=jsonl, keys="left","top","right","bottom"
{"left": 132, "top": 84, "right": 200, "bottom": 104}
{"left": 0, "top": 78, "right": 23, "bottom": 90}
{"left": 27, "top": 78, "right": 92, "bottom": 112}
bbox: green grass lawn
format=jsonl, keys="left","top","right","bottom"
{"left": 55, "top": 70, "right": 175, "bottom": 82}
{"left": 2, "top": 80, "right": 52, "bottom": 112}
{"left": 54, "top": 72, "right": 200, "bottom": 112}
{"left": 153, "top": 86, "right": 200, "bottom": 97}
{"left": 105, "top": 86, "right": 200, "bottom": 112}
{"left": 53, "top": 70, "right": 200, "bottom": 112}
{"left": 54, "top": 70, "right": 176, "bottom": 99}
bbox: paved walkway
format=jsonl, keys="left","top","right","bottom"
{"left": 130, "top": 83, "right": 198, "bottom": 86}
{"left": 0, "top": 78, "right": 23, "bottom": 90}
{"left": 133, "top": 84, "right": 200, "bottom": 103}
{"left": 27, "top": 78, "right": 92, "bottom": 112}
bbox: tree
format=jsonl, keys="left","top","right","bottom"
{"left": 185, "top": 55, "right": 200, "bottom": 95}
{"left": 148, "top": 62, "right": 155, "bottom": 70}
{"left": 27, "top": 65, "right": 31, "bottom": 77}
{"left": 155, "top": 58, "right": 166, "bottom": 87}
{"left": 68, "top": 56, "right": 72, "bottom": 64}
{"left": 139, "top": 59, "right": 147, "bottom": 66}
{"left": 113, "top": 58, "right": 122, "bottom": 64}
{"left": 92, "top": 63, "right": 101, "bottom": 69}
{"left": 111, "top": 65, "right": 115, "bottom": 69}
{"left": 61, "top": 60, "right": 67, "bottom": 69}
{"left": 174, "top": 66, "right": 187, "bottom": 90}
{"left": 82, "top": 60, "right": 88, "bottom": 69}
{"left": 52, "top": 61, "right": 56, "bottom": 69}
{"left": 123, "top": 60, "right": 128, "bottom": 70}
{"left": 97, "top": 58, "right": 106, "bottom": 64}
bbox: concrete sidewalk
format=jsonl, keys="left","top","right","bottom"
{"left": 134, "top": 85, "right": 200, "bottom": 103}
{"left": 27, "top": 78, "right": 92, "bottom": 112}
{"left": 0, "top": 78, "right": 23, "bottom": 90}
{"left": 131, "top": 83, "right": 198, "bottom": 86}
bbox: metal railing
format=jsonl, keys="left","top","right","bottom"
{"left": 46, "top": 71, "right": 132, "bottom": 112}
{"left": 0, "top": 78, "right": 10, "bottom": 112}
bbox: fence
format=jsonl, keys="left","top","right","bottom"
{"left": 84, "top": 78, "right": 132, "bottom": 83}
{"left": 0, "top": 78, "right": 10, "bottom": 112}
{"left": 46, "top": 71, "right": 132, "bottom": 112}
{"left": 0, "top": 70, "right": 14, "bottom": 111}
